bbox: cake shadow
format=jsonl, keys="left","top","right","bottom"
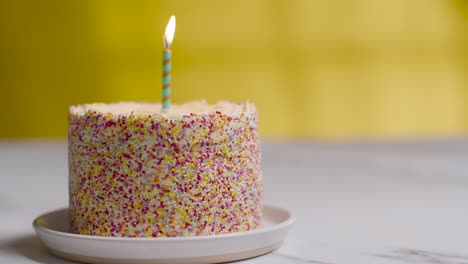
{"left": 3, "top": 234, "right": 75, "bottom": 264}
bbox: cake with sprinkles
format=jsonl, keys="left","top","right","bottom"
{"left": 68, "top": 101, "right": 262, "bottom": 237}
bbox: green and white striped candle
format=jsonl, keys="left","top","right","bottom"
{"left": 162, "top": 16, "right": 176, "bottom": 112}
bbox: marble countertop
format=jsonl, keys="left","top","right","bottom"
{"left": 1, "top": 139, "right": 468, "bottom": 263}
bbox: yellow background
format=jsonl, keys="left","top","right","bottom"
{"left": 1, "top": 0, "right": 467, "bottom": 139}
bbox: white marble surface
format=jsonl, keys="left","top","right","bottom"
{"left": 1, "top": 139, "right": 468, "bottom": 263}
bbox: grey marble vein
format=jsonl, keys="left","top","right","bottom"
{"left": 377, "top": 249, "right": 468, "bottom": 264}
{"left": 272, "top": 252, "right": 335, "bottom": 264}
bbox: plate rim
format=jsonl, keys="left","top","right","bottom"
{"left": 48, "top": 242, "right": 283, "bottom": 264}
{"left": 33, "top": 204, "right": 296, "bottom": 242}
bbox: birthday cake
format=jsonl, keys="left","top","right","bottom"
{"left": 68, "top": 101, "right": 262, "bottom": 237}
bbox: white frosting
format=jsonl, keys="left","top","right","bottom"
{"left": 70, "top": 100, "right": 256, "bottom": 117}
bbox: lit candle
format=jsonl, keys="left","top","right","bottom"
{"left": 162, "top": 16, "right": 176, "bottom": 112}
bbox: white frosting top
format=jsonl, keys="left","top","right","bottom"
{"left": 70, "top": 100, "right": 256, "bottom": 117}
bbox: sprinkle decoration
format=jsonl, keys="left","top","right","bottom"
{"left": 68, "top": 103, "right": 263, "bottom": 237}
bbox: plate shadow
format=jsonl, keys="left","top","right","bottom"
{"left": 2, "top": 234, "right": 76, "bottom": 264}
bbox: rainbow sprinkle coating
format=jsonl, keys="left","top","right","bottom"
{"left": 68, "top": 102, "right": 262, "bottom": 237}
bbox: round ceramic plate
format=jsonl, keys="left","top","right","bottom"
{"left": 33, "top": 205, "right": 295, "bottom": 264}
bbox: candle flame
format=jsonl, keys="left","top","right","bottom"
{"left": 163, "top": 16, "right": 176, "bottom": 49}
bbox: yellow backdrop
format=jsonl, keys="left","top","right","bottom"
{"left": 1, "top": 0, "right": 467, "bottom": 139}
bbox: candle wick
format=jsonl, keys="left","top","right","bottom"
{"left": 163, "top": 36, "right": 171, "bottom": 50}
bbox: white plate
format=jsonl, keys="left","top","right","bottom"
{"left": 33, "top": 205, "right": 295, "bottom": 264}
